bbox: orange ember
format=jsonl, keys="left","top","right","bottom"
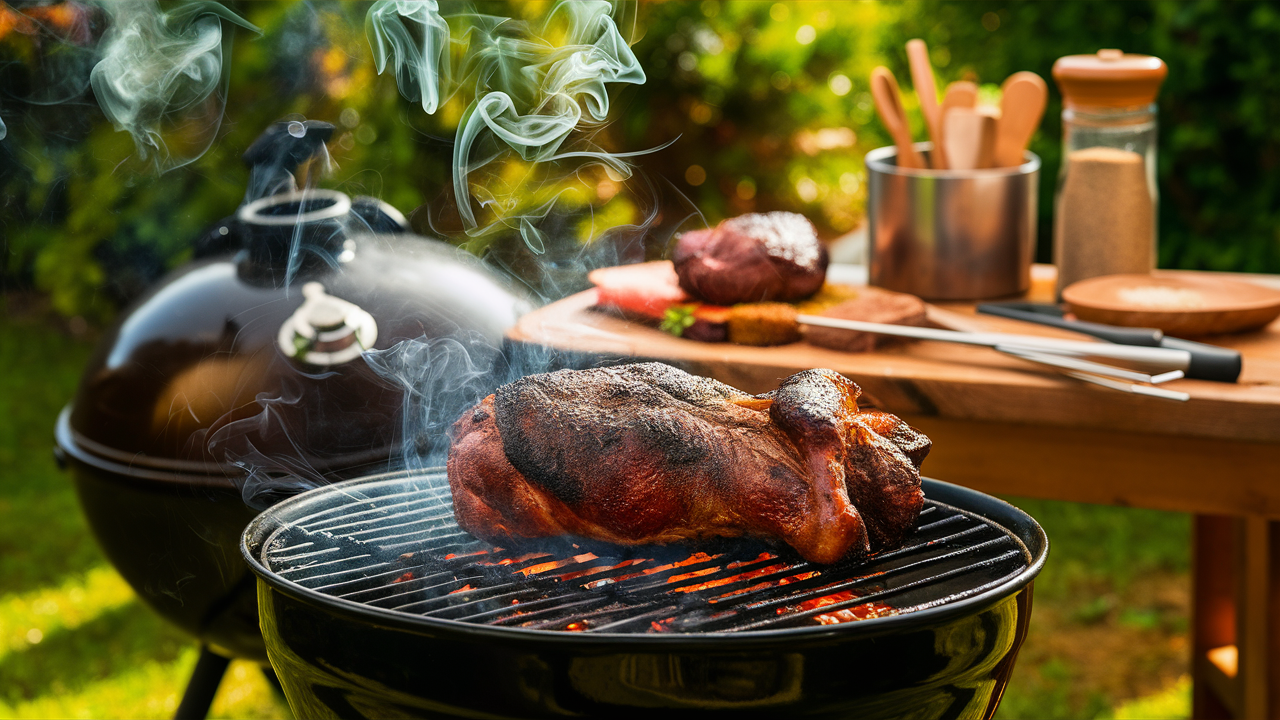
{"left": 581, "top": 551, "right": 719, "bottom": 588}
{"left": 780, "top": 571, "right": 820, "bottom": 585}
{"left": 669, "top": 553, "right": 791, "bottom": 594}
{"left": 560, "top": 557, "right": 644, "bottom": 583}
{"left": 650, "top": 618, "right": 675, "bottom": 633}
{"left": 444, "top": 549, "right": 491, "bottom": 561}
{"left": 795, "top": 589, "right": 858, "bottom": 611}
{"left": 773, "top": 589, "right": 897, "bottom": 625}
{"left": 477, "top": 552, "right": 549, "bottom": 567}
{"left": 516, "top": 552, "right": 598, "bottom": 577}
{"left": 704, "top": 569, "right": 821, "bottom": 602}
{"left": 392, "top": 572, "right": 415, "bottom": 584}
{"left": 814, "top": 603, "right": 896, "bottom": 624}
{"left": 430, "top": 544, "right": 898, "bottom": 631}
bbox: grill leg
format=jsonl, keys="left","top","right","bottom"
{"left": 174, "top": 646, "right": 230, "bottom": 720}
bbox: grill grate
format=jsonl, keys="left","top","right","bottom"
{"left": 260, "top": 472, "right": 1031, "bottom": 634}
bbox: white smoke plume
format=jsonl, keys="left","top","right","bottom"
{"left": 366, "top": 0, "right": 451, "bottom": 115}
{"left": 89, "top": 0, "right": 258, "bottom": 172}
{"left": 364, "top": 332, "right": 507, "bottom": 474}
{"left": 366, "top": 0, "right": 650, "bottom": 258}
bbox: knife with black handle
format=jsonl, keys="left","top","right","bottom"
{"left": 976, "top": 302, "right": 1242, "bottom": 383}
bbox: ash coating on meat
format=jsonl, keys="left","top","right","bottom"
{"left": 765, "top": 368, "right": 860, "bottom": 431}
{"left": 869, "top": 416, "right": 932, "bottom": 468}
{"left": 491, "top": 363, "right": 765, "bottom": 504}
{"left": 765, "top": 369, "right": 927, "bottom": 550}
{"left": 721, "top": 212, "right": 823, "bottom": 270}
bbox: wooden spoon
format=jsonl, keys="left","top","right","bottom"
{"left": 940, "top": 81, "right": 978, "bottom": 119}
{"left": 906, "top": 39, "right": 945, "bottom": 169}
{"left": 944, "top": 106, "right": 998, "bottom": 170}
{"left": 994, "top": 71, "right": 1048, "bottom": 167}
{"left": 870, "top": 66, "right": 926, "bottom": 169}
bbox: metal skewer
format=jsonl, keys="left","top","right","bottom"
{"left": 1059, "top": 371, "right": 1191, "bottom": 402}
{"left": 995, "top": 346, "right": 1185, "bottom": 385}
{"left": 796, "top": 315, "right": 1193, "bottom": 374}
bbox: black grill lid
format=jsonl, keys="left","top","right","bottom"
{"left": 65, "top": 234, "right": 529, "bottom": 476}
{"left": 62, "top": 119, "right": 531, "bottom": 480}
{"left": 63, "top": 119, "right": 530, "bottom": 480}
{"left": 244, "top": 470, "right": 1048, "bottom": 637}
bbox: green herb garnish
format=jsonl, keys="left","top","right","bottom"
{"left": 659, "top": 305, "right": 698, "bottom": 337}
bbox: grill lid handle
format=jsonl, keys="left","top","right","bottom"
{"left": 278, "top": 282, "right": 378, "bottom": 366}
{"left": 242, "top": 119, "right": 336, "bottom": 204}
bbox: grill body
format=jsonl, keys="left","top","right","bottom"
{"left": 243, "top": 471, "right": 1047, "bottom": 719}
{"left": 56, "top": 231, "right": 528, "bottom": 660}
{"left": 57, "top": 445, "right": 265, "bottom": 659}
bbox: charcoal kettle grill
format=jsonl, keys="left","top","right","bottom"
{"left": 53, "top": 120, "right": 531, "bottom": 717}
{"left": 243, "top": 468, "right": 1047, "bottom": 719}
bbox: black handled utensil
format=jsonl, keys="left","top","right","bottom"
{"left": 976, "top": 302, "right": 1242, "bottom": 383}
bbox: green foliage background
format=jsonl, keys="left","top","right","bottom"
{"left": 1, "top": 0, "right": 1278, "bottom": 322}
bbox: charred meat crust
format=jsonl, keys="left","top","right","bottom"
{"left": 448, "top": 362, "right": 930, "bottom": 564}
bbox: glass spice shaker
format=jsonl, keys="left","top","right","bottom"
{"left": 1051, "top": 49, "right": 1167, "bottom": 296}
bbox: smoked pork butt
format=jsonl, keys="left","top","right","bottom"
{"left": 447, "top": 363, "right": 929, "bottom": 564}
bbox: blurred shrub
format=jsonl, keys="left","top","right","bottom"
{"left": 624, "top": 1, "right": 895, "bottom": 236}
{"left": 0, "top": 1, "right": 447, "bottom": 320}
{"left": 1, "top": 0, "right": 1277, "bottom": 321}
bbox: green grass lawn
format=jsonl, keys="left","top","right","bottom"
{"left": 0, "top": 304, "right": 1190, "bottom": 719}
{"left": 0, "top": 304, "right": 288, "bottom": 719}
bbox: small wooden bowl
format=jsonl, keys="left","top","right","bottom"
{"left": 1062, "top": 273, "right": 1280, "bottom": 336}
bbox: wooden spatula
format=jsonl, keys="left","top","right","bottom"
{"left": 906, "top": 39, "right": 945, "bottom": 169}
{"left": 870, "top": 66, "right": 926, "bottom": 169}
{"left": 941, "top": 81, "right": 978, "bottom": 119}
{"left": 994, "top": 71, "right": 1048, "bottom": 167}
{"left": 944, "top": 106, "right": 998, "bottom": 170}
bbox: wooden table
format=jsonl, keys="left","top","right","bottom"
{"left": 508, "top": 265, "right": 1280, "bottom": 719}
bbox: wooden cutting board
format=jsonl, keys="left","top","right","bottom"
{"left": 507, "top": 266, "right": 1280, "bottom": 445}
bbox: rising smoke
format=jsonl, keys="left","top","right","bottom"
{"left": 361, "top": 0, "right": 668, "bottom": 474}
{"left": 364, "top": 332, "right": 508, "bottom": 472}
{"left": 367, "top": 1, "right": 653, "bottom": 262}
{"left": 366, "top": 0, "right": 451, "bottom": 115}
{"left": 89, "top": 0, "right": 258, "bottom": 172}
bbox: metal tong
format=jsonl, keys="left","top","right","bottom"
{"left": 796, "top": 314, "right": 1198, "bottom": 401}
{"left": 976, "top": 302, "right": 1242, "bottom": 382}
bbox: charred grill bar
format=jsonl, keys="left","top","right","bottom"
{"left": 244, "top": 470, "right": 1047, "bottom": 719}
{"left": 262, "top": 477, "right": 1028, "bottom": 633}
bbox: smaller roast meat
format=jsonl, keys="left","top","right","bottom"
{"left": 673, "top": 212, "right": 829, "bottom": 305}
{"left": 447, "top": 363, "right": 930, "bottom": 564}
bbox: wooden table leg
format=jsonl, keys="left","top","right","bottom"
{"left": 1193, "top": 514, "right": 1236, "bottom": 719}
{"left": 1238, "top": 516, "right": 1270, "bottom": 718}
{"left": 1196, "top": 516, "right": 1280, "bottom": 719}
{"left": 1270, "top": 520, "right": 1280, "bottom": 719}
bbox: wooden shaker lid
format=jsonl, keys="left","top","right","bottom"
{"left": 1052, "top": 49, "right": 1167, "bottom": 108}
